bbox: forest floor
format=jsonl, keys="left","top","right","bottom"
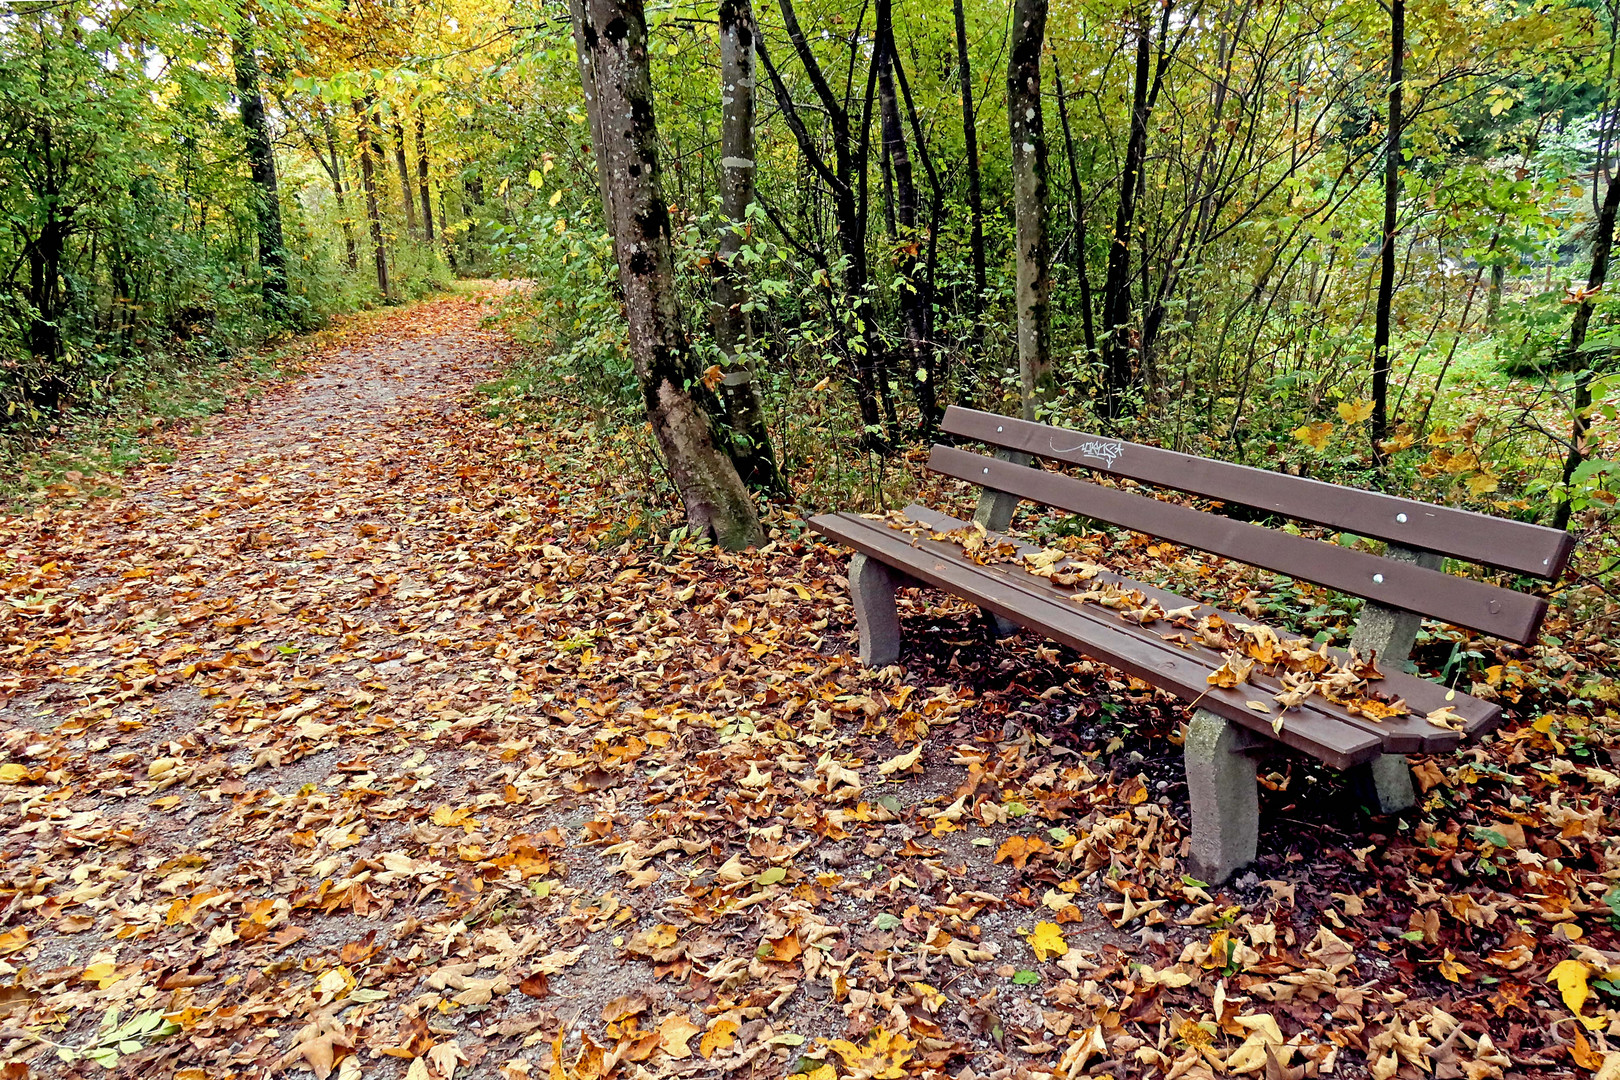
{"left": 1, "top": 289, "right": 1617, "bottom": 1080}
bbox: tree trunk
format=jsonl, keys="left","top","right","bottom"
{"left": 368, "top": 104, "right": 391, "bottom": 218}
{"left": 894, "top": 26, "right": 947, "bottom": 428}
{"left": 1486, "top": 262, "right": 1503, "bottom": 327}
{"left": 27, "top": 216, "right": 67, "bottom": 386}
{"left": 1052, "top": 54, "right": 1096, "bottom": 364}
{"left": 756, "top": 0, "right": 886, "bottom": 448}
{"left": 416, "top": 108, "right": 437, "bottom": 245}
{"left": 876, "top": 0, "right": 938, "bottom": 431}
{"left": 574, "top": 0, "right": 764, "bottom": 549}
{"left": 323, "top": 117, "right": 359, "bottom": 272}
{"left": 1100, "top": 11, "right": 1152, "bottom": 419}
{"left": 713, "top": 0, "right": 786, "bottom": 493}
{"left": 233, "top": 25, "right": 288, "bottom": 320}
{"left": 392, "top": 122, "right": 419, "bottom": 237}
{"left": 953, "top": 0, "right": 987, "bottom": 336}
{"left": 1370, "top": 0, "right": 1404, "bottom": 459}
{"left": 1553, "top": 160, "right": 1620, "bottom": 529}
{"left": 1007, "top": 0, "right": 1052, "bottom": 420}
{"left": 352, "top": 98, "right": 391, "bottom": 299}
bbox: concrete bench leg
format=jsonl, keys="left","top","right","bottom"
{"left": 987, "top": 612, "right": 1021, "bottom": 639}
{"left": 848, "top": 553, "right": 902, "bottom": 667}
{"left": 1345, "top": 543, "right": 1438, "bottom": 816}
{"left": 1184, "top": 708, "right": 1262, "bottom": 883}
{"left": 1352, "top": 753, "right": 1416, "bottom": 814}
{"left": 973, "top": 453, "right": 1029, "bottom": 640}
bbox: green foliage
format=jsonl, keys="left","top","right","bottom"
{"left": 0, "top": 0, "right": 454, "bottom": 439}
{"left": 476, "top": 0, "right": 1614, "bottom": 541}
{"left": 2, "top": 0, "right": 1615, "bottom": 589}
{"left": 52, "top": 1008, "right": 180, "bottom": 1068}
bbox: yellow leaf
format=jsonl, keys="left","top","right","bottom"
{"left": 878, "top": 745, "right": 921, "bottom": 775}
{"left": 824, "top": 1029, "right": 916, "bottom": 1079}
{"left": 1465, "top": 470, "right": 1500, "bottom": 495}
{"left": 1207, "top": 655, "right": 1254, "bottom": 688}
{"left": 700, "top": 1020, "right": 739, "bottom": 1059}
{"left": 658, "top": 1013, "right": 703, "bottom": 1058}
{"left": 1436, "top": 448, "right": 1480, "bottom": 474}
{"left": 1292, "top": 421, "right": 1334, "bottom": 452}
{"left": 549, "top": 1029, "right": 568, "bottom": 1080}
{"left": 0, "top": 763, "right": 29, "bottom": 784}
{"left": 432, "top": 805, "right": 475, "bottom": 827}
{"left": 910, "top": 981, "right": 947, "bottom": 1010}
{"left": 549, "top": 189, "right": 563, "bottom": 207}
{"left": 526, "top": 170, "right": 543, "bottom": 189}
{"left": 1337, "top": 399, "right": 1374, "bottom": 424}
{"left": 316, "top": 965, "right": 356, "bottom": 996}
{"left": 1140, "top": 966, "right": 1194, "bottom": 988}
{"left": 1425, "top": 706, "right": 1466, "bottom": 731}
{"left": 1028, "top": 921, "right": 1070, "bottom": 962}
{"left": 82, "top": 961, "right": 119, "bottom": 988}
{"left": 1549, "top": 959, "right": 1600, "bottom": 1026}
{"left": 1379, "top": 426, "right": 1418, "bottom": 454}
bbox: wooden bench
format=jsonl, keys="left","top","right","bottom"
{"left": 811, "top": 406, "right": 1574, "bottom": 882}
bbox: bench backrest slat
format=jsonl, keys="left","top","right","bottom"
{"left": 929, "top": 445, "right": 1548, "bottom": 644}
{"left": 943, "top": 406, "right": 1573, "bottom": 580}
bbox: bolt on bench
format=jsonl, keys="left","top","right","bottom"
{"left": 811, "top": 406, "right": 1573, "bottom": 882}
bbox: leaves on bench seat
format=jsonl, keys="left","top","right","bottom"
{"left": 1425, "top": 706, "right": 1469, "bottom": 731}
{"left": 883, "top": 510, "right": 1422, "bottom": 724}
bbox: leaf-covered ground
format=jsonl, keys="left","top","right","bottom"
{"left": 3, "top": 292, "right": 1620, "bottom": 1080}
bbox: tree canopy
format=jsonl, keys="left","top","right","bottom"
{"left": 0, "top": 0, "right": 1616, "bottom": 531}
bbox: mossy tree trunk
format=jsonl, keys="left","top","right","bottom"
{"left": 713, "top": 0, "right": 787, "bottom": 495}
{"left": 1007, "top": 0, "right": 1052, "bottom": 420}
{"left": 573, "top": 0, "right": 765, "bottom": 550}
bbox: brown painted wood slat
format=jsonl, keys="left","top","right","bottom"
{"left": 900, "top": 503, "right": 1502, "bottom": 748}
{"left": 811, "top": 512, "right": 1386, "bottom": 770}
{"left": 943, "top": 406, "right": 1575, "bottom": 581}
{"left": 929, "top": 444, "right": 1548, "bottom": 645}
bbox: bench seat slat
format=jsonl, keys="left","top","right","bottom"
{"left": 930, "top": 445, "right": 1547, "bottom": 645}
{"left": 899, "top": 503, "right": 1501, "bottom": 749}
{"left": 943, "top": 406, "right": 1575, "bottom": 581}
{"left": 812, "top": 511, "right": 1386, "bottom": 770}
